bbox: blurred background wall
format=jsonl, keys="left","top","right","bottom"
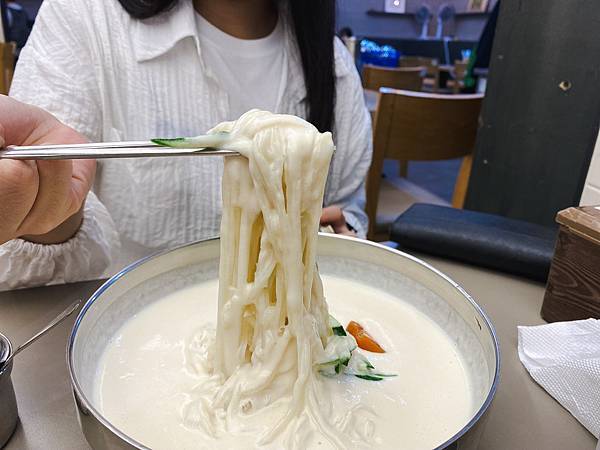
{"left": 337, "top": 0, "right": 499, "bottom": 41}
{"left": 11, "top": 0, "right": 39, "bottom": 17}
{"left": 13, "top": 0, "right": 497, "bottom": 42}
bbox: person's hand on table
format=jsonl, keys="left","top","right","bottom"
{"left": 320, "top": 205, "right": 356, "bottom": 237}
{"left": 0, "top": 95, "right": 94, "bottom": 245}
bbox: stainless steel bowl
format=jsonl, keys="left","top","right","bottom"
{"left": 0, "top": 332, "right": 18, "bottom": 448}
{"left": 68, "top": 235, "right": 500, "bottom": 450}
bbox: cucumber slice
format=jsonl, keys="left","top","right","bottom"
{"left": 318, "top": 364, "right": 338, "bottom": 378}
{"left": 329, "top": 315, "right": 347, "bottom": 336}
{"left": 151, "top": 137, "right": 187, "bottom": 146}
{"left": 152, "top": 131, "right": 231, "bottom": 149}
{"left": 316, "top": 333, "right": 356, "bottom": 377}
{"left": 355, "top": 374, "right": 384, "bottom": 381}
{"left": 347, "top": 352, "right": 397, "bottom": 381}
{"left": 317, "top": 335, "right": 356, "bottom": 366}
{"left": 317, "top": 321, "right": 397, "bottom": 382}
{"left": 318, "top": 355, "right": 351, "bottom": 377}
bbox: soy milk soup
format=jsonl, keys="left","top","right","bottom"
{"left": 97, "top": 277, "right": 474, "bottom": 449}
{"left": 94, "top": 111, "right": 476, "bottom": 449}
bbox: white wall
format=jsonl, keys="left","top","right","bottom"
{"left": 580, "top": 129, "right": 600, "bottom": 206}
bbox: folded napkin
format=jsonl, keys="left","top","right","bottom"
{"left": 518, "top": 319, "right": 600, "bottom": 445}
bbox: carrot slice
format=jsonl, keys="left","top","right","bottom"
{"left": 346, "top": 321, "right": 385, "bottom": 353}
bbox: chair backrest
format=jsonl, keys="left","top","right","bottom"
{"left": 366, "top": 88, "right": 483, "bottom": 237}
{"left": 373, "top": 88, "right": 482, "bottom": 161}
{"left": 0, "top": 43, "right": 16, "bottom": 95}
{"left": 362, "top": 64, "right": 424, "bottom": 92}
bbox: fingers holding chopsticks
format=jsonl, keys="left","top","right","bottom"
{"left": 0, "top": 95, "right": 95, "bottom": 244}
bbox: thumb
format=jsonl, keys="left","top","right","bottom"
{"left": 69, "top": 159, "right": 96, "bottom": 214}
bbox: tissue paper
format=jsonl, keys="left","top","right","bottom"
{"left": 518, "top": 319, "right": 600, "bottom": 441}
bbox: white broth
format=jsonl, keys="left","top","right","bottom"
{"left": 96, "top": 275, "right": 474, "bottom": 450}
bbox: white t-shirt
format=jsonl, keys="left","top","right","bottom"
{"left": 195, "top": 12, "right": 286, "bottom": 120}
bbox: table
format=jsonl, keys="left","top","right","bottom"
{"left": 0, "top": 256, "right": 596, "bottom": 450}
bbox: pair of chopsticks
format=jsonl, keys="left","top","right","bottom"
{"left": 0, "top": 140, "right": 239, "bottom": 160}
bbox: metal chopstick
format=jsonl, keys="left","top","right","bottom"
{"left": 0, "top": 141, "right": 240, "bottom": 160}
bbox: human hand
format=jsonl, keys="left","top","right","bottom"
{"left": 320, "top": 206, "right": 356, "bottom": 237}
{"left": 0, "top": 95, "right": 95, "bottom": 245}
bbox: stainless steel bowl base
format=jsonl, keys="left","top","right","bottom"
{"left": 68, "top": 235, "right": 500, "bottom": 450}
{"left": 0, "top": 332, "right": 19, "bottom": 449}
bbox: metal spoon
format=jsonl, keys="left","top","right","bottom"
{"left": 0, "top": 300, "right": 81, "bottom": 368}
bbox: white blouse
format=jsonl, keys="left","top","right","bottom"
{"left": 3, "top": 0, "right": 372, "bottom": 291}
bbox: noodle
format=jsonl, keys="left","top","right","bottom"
{"left": 183, "top": 110, "right": 361, "bottom": 448}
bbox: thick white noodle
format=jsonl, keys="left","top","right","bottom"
{"left": 183, "top": 110, "right": 360, "bottom": 448}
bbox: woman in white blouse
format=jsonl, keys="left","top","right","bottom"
{"left": 3, "top": 0, "right": 372, "bottom": 290}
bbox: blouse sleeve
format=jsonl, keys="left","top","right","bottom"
{"left": 324, "top": 38, "right": 373, "bottom": 238}
{"left": 0, "top": 192, "right": 120, "bottom": 291}
{"left": 3, "top": 0, "right": 119, "bottom": 290}
{"left": 9, "top": 0, "right": 102, "bottom": 141}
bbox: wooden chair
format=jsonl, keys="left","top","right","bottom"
{"left": 362, "top": 64, "right": 425, "bottom": 92}
{"left": 366, "top": 88, "right": 484, "bottom": 241}
{"left": 0, "top": 42, "right": 16, "bottom": 95}
{"left": 363, "top": 64, "right": 426, "bottom": 179}
{"left": 399, "top": 56, "right": 440, "bottom": 93}
{"left": 398, "top": 56, "right": 441, "bottom": 177}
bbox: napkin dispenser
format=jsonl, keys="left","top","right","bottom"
{"left": 542, "top": 206, "right": 600, "bottom": 322}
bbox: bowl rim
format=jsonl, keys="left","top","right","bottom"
{"left": 67, "top": 234, "right": 501, "bottom": 450}
{"left": 0, "top": 331, "right": 13, "bottom": 376}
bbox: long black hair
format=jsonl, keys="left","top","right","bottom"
{"left": 117, "top": 0, "right": 336, "bottom": 133}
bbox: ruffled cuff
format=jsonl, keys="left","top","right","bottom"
{"left": 0, "top": 192, "right": 118, "bottom": 291}
{"left": 343, "top": 209, "right": 367, "bottom": 239}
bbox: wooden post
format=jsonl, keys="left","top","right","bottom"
{"left": 542, "top": 206, "right": 600, "bottom": 322}
{"left": 465, "top": 0, "right": 600, "bottom": 226}
{"left": 0, "top": 42, "right": 15, "bottom": 95}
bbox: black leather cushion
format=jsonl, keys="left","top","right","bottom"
{"left": 390, "top": 204, "right": 557, "bottom": 282}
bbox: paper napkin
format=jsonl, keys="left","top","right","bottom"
{"left": 518, "top": 319, "right": 600, "bottom": 442}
